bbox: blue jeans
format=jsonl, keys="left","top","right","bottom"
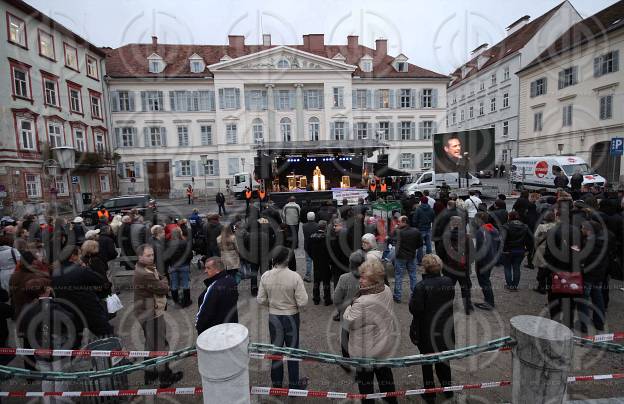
{"left": 305, "top": 253, "right": 313, "bottom": 279}
{"left": 581, "top": 281, "right": 605, "bottom": 330}
{"left": 476, "top": 265, "right": 495, "bottom": 307}
{"left": 269, "top": 313, "right": 301, "bottom": 389}
{"left": 502, "top": 251, "right": 524, "bottom": 288}
{"left": 169, "top": 265, "right": 190, "bottom": 291}
{"left": 393, "top": 258, "right": 417, "bottom": 301}
{"left": 416, "top": 229, "right": 432, "bottom": 264}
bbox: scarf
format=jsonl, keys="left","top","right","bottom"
{"left": 355, "top": 282, "right": 385, "bottom": 299}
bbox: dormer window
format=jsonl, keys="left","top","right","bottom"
{"left": 359, "top": 55, "right": 373, "bottom": 73}
{"left": 277, "top": 59, "right": 290, "bottom": 69}
{"left": 189, "top": 53, "right": 205, "bottom": 73}
{"left": 396, "top": 62, "right": 407, "bottom": 72}
{"left": 392, "top": 54, "right": 409, "bottom": 72}
{"left": 147, "top": 53, "right": 165, "bottom": 73}
{"left": 332, "top": 53, "right": 346, "bottom": 62}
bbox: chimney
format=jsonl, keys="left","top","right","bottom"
{"left": 302, "top": 35, "right": 310, "bottom": 50}
{"left": 375, "top": 38, "right": 387, "bottom": 58}
{"left": 347, "top": 35, "right": 358, "bottom": 50}
{"left": 151, "top": 35, "right": 158, "bottom": 50}
{"left": 308, "top": 34, "right": 324, "bottom": 52}
{"left": 471, "top": 43, "right": 489, "bottom": 57}
{"left": 228, "top": 35, "right": 245, "bottom": 52}
{"left": 262, "top": 34, "right": 271, "bottom": 46}
{"left": 506, "top": 15, "right": 530, "bottom": 36}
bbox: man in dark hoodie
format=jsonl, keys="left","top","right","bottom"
{"left": 411, "top": 197, "right": 435, "bottom": 265}
{"left": 201, "top": 213, "right": 223, "bottom": 258}
{"left": 309, "top": 221, "right": 332, "bottom": 305}
{"left": 473, "top": 212, "right": 501, "bottom": 310}
{"left": 196, "top": 257, "right": 238, "bottom": 334}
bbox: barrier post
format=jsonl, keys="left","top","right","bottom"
{"left": 510, "top": 315, "right": 573, "bottom": 404}
{"left": 196, "top": 323, "right": 250, "bottom": 404}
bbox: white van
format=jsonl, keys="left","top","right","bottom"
{"left": 510, "top": 156, "right": 606, "bottom": 189}
{"left": 231, "top": 172, "right": 261, "bottom": 198}
{"left": 404, "top": 171, "right": 480, "bottom": 195}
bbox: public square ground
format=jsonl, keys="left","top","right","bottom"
{"left": 1, "top": 178, "right": 623, "bottom": 403}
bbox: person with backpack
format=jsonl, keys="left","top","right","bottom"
{"left": 473, "top": 212, "right": 501, "bottom": 310}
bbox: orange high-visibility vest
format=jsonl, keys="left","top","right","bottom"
{"left": 97, "top": 209, "right": 110, "bottom": 220}
{"left": 258, "top": 190, "right": 266, "bottom": 200}
{"left": 369, "top": 184, "right": 377, "bottom": 193}
{"left": 187, "top": 187, "right": 193, "bottom": 196}
{"left": 380, "top": 183, "right": 387, "bottom": 193}
{"left": 245, "top": 190, "right": 252, "bottom": 199}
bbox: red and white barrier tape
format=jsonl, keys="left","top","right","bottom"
{"left": 0, "top": 374, "right": 621, "bottom": 398}
{"left": 578, "top": 332, "right": 624, "bottom": 343}
{"left": 0, "top": 348, "right": 176, "bottom": 358}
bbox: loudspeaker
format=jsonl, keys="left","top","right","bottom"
{"left": 378, "top": 154, "right": 388, "bottom": 166}
{"left": 254, "top": 155, "right": 272, "bottom": 180}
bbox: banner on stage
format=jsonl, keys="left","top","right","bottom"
{"left": 331, "top": 188, "right": 369, "bottom": 205}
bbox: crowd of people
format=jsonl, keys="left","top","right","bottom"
{"left": 0, "top": 183, "right": 622, "bottom": 402}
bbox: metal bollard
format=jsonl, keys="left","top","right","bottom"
{"left": 510, "top": 315, "right": 573, "bottom": 404}
{"left": 196, "top": 323, "right": 250, "bottom": 404}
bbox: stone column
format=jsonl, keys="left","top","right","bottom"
{"left": 294, "top": 83, "right": 304, "bottom": 141}
{"left": 510, "top": 315, "right": 573, "bottom": 404}
{"left": 197, "top": 323, "right": 250, "bottom": 404}
{"left": 265, "top": 84, "right": 275, "bottom": 143}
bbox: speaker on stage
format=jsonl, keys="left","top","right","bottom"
{"left": 254, "top": 155, "right": 272, "bottom": 180}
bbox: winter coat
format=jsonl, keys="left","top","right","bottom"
{"left": 302, "top": 222, "right": 320, "bottom": 256}
{"left": 217, "top": 235, "right": 240, "bottom": 270}
{"left": 411, "top": 204, "right": 435, "bottom": 231}
{"left": 554, "top": 174, "right": 569, "bottom": 188}
{"left": 441, "top": 228, "right": 473, "bottom": 276}
{"left": 488, "top": 208, "right": 508, "bottom": 229}
{"left": 165, "top": 238, "right": 193, "bottom": 269}
{"left": 309, "top": 230, "right": 331, "bottom": 277}
{"left": 409, "top": 273, "right": 455, "bottom": 353}
{"left": 282, "top": 202, "right": 301, "bottom": 226}
{"left": 257, "top": 265, "right": 308, "bottom": 315}
{"left": 9, "top": 264, "right": 50, "bottom": 320}
{"left": 133, "top": 262, "right": 169, "bottom": 322}
{"left": 202, "top": 222, "right": 223, "bottom": 255}
{"left": 502, "top": 220, "right": 533, "bottom": 253}
{"left": 98, "top": 233, "right": 118, "bottom": 264}
{"left": 343, "top": 285, "right": 399, "bottom": 359}
{"left": 533, "top": 222, "right": 557, "bottom": 269}
{"left": 333, "top": 270, "right": 360, "bottom": 330}
{"left": 513, "top": 197, "right": 531, "bottom": 224}
{"left": 196, "top": 271, "right": 238, "bottom": 335}
{"left": 474, "top": 224, "right": 501, "bottom": 270}
{"left": 82, "top": 254, "right": 112, "bottom": 296}
{"left": 581, "top": 235, "right": 609, "bottom": 283}
{"left": 0, "top": 246, "right": 19, "bottom": 291}
{"left": 571, "top": 173, "right": 583, "bottom": 190}
{"left": 393, "top": 226, "right": 422, "bottom": 260}
{"left": 330, "top": 229, "right": 351, "bottom": 275}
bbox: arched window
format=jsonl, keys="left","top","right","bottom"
{"left": 280, "top": 117, "right": 291, "bottom": 142}
{"left": 252, "top": 118, "right": 264, "bottom": 144}
{"left": 276, "top": 59, "right": 290, "bottom": 69}
{"left": 308, "top": 117, "right": 320, "bottom": 141}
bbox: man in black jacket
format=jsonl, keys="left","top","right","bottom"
{"left": 215, "top": 192, "right": 227, "bottom": 216}
{"left": 201, "top": 214, "right": 223, "bottom": 258}
{"left": 309, "top": 221, "right": 333, "bottom": 305}
{"left": 391, "top": 216, "right": 422, "bottom": 303}
{"left": 98, "top": 225, "right": 118, "bottom": 265}
{"left": 196, "top": 257, "right": 238, "bottom": 335}
{"left": 301, "top": 212, "right": 319, "bottom": 283}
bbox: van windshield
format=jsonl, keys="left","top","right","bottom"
{"left": 234, "top": 175, "right": 245, "bottom": 185}
{"left": 562, "top": 164, "right": 590, "bottom": 175}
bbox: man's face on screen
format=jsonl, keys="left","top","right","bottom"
{"left": 444, "top": 138, "right": 462, "bottom": 159}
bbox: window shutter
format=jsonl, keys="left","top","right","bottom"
{"left": 128, "top": 92, "right": 135, "bottom": 111}
{"left": 418, "top": 90, "right": 423, "bottom": 108}
{"left": 201, "top": 127, "right": 208, "bottom": 145}
{"left": 174, "top": 161, "right": 182, "bottom": 177}
{"left": 161, "top": 127, "right": 167, "bottom": 146}
{"left": 158, "top": 92, "right": 164, "bottom": 110}
{"left": 366, "top": 122, "right": 372, "bottom": 138}
{"left": 117, "top": 162, "right": 124, "bottom": 178}
{"left": 418, "top": 121, "right": 424, "bottom": 139}
{"left": 388, "top": 122, "right": 394, "bottom": 140}
{"left": 213, "top": 159, "right": 220, "bottom": 176}
{"left": 303, "top": 90, "right": 308, "bottom": 109}
{"left": 558, "top": 71, "right": 564, "bottom": 89}
{"left": 329, "top": 122, "right": 335, "bottom": 139}
{"left": 374, "top": 122, "right": 380, "bottom": 139}
{"left": 191, "top": 161, "right": 197, "bottom": 177}
{"left": 530, "top": 81, "right": 536, "bottom": 97}
{"left": 218, "top": 89, "right": 224, "bottom": 109}
{"left": 111, "top": 91, "right": 120, "bottom": 112}
{"left": 411, "top": 89, "right": 417, "bottom": 108}
{"left": 389, "top": 89, "right": 395, "bottom": 109}
{"left": 140, "top": 91, "right": 147, "bottom": 111}
{"left": 169, "top": 91, "right": 176, "bottom": 111}
{"left": 114, "top": 128, "right": 121, "bottom": 147}
{"left": 613, "top": 50, "right": 620, "bottom": 72}
{"left": 410, "top": 122, "right": 416, "bottom": 139}
{"left": 235, "top": 88, "right": 241, "bottom": 109}
{"left": 319, "top": 90, "right": 324, "bottom": 109}
{"left": 432, "top": 89, "right": 438, "bottom": 108}
{"left": 594, "top": 57, "right": 602, "bottom": 77}
{"left": 432, "top": 121, "right": 438, "bottom": 135}
{"left": 366, "top": 89, "right": 373, "bottom": 109}
{"left": 543, "top": 78, "right": 548, "bottom": 94}
{"left": 134, "top": 162, "right": 141, "bottom": 178}
{"left": 143, "top": 127, "right": 149, "bottom": 148}
{"left": 261, "top": 90, "right": 268, "bottom": 110}
{"left": 352, "top": 90, "right": 357, "bottom": 109}
{"left": 572, "top": 66, "right": 578, "bottom": 85}
{"left": 198, "top": 160, "right": 205, "bottom": 176}
{"left": 569, "top": 105, "right": 573, "bottom": 125}
{"left": 131, "top": 127, "right": 137, "bottom": 146}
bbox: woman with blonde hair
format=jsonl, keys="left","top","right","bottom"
{"left": 110, "top": 215, "right": 123, "bottom": 237}
{"left": 344, "top": 258, "right": 399, "bottom": 403}
{"left": 81, "top": 240, "right": 112, "bottom": 297}
{"left": 217, "top": 224, "right": 240, "bottom": 283}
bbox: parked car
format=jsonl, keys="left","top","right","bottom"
{"left": 81, "top": 195, "right": 157, "bottom": 225}
{"left": 475, "top": 169, "right": 494, "bottom": 178}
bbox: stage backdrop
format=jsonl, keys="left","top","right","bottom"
{"left": 274, "top": 156, "right": 363, "bottom": 188}
{"left": 433, "top": 128, "right": 495, "bottom": 174}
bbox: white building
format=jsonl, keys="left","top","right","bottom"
{"left": 446, "top": 1, "right": 581, "bottom": 168}
{"left": 105, "top": 34, "right": 448, "bottom": 197}
{"left": 517, "top": 0, "right": 624, "bottom": 185}
{"left": 0, "top": 0, "right": 114, "bottom": 214}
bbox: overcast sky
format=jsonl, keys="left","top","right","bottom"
{"left": 25, "top": 0, "right": 617, "bottom": 74}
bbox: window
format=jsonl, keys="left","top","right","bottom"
{"left": 503, "top": 121, "right": 509, "bottom": 137}
{"left": 400, "top": 89, "right": 412, "bottom": 108}
{"left": 420, "top": 121, "right": 435, "bottom": 140}
{"left": 277, "top": 59, "right": 290, "bottom": 69}
{"left": 170, "top": 90, "right": 215, "bottom": 112}
{"left": 479, "top": 101, "right": 484, "bottom": 116}
{"left": 200, "top": 125, "right": 213, "bottom": 145}
{"left": 64, "top": 43, "right": 79, "bottom": 71}
{"left": 460, "top": 110, "right": 465, "bottom": 122}
{"left": 123, "top": 162, "right": 136, "bottom": 178}
{"left": 451, "top": 112, "right": 456, "bottom": 125}
{"left": 68, "top": 83, "right": 83, "bottom": 114}
{"left": 378, "top": 89, "right": 390, "bottom": 108}
{"left": 220, "top": 88, "right": 240, "bottom": 110}
{"left": 73, "top": 127, "right": 86, "bottom": 151}
{"left": 280, "top": 117, "right": 292, "bottom": 142}
{"left": 177, "top": 126, "right": 189, "bottom": 146}
{"left": 502, "top": 93, "right": 509, "bottom": 108}
{"left": 42, "top": 74, "right": 59, "bottom": 107}
{"left": 308, "top": 117, "right": 320, "bottom": 141}
{"left": 99, "top": 175, "right": 110, "bottom": 193}
{"left": 355, "top": 89, "right": 368, "bottom": 109}
{"left": 149, "top": 60, "right": 162, "bottom": 73}
{"left": 396, "top": 62, "right": 407, "bottom": 72}
{"left": 356, "top": 122, "right": 369, "bottom": 140}
{"left": 421, "top": 89, "right": 433, "bottom": 108}
{"left": 86, "top": 55, "right": 99, "bottom": 79}
{"left": 10, "top": 61, "right": 31, "bottom": 100}
{"left": 180, "top": 160, "right": 192, "bottom": 176}
{"left": 469, "top": 105, "right": 474, "bottom": 118}
{"left": 562, "top": 104, "right": 573, "bottom": 127}
{"left": 533, "top": 112, "right": 543, "bottom": 132}
{"left": 250, "top": 119, "right": 263, "bottom": 144}
{"left": 304, "top": 89, "right": 322, "bottom": 109}
{"left": 246, "top": 90, "right": 267, "bottom": 111}
{"left": 17, "top": 117, "right": 36, "bottom": 150}
{"left": 226, "top": 123, "right": 237, "bottom": 144}
{"left": 332, "top": 121, "right": 346, "bottom": 140}
{"left": 89, "top": 91, "right": 102, "bottom": 119}
{"left": 190, "top": 60, "right": 203, "bottom": 73}
{"left": 120, "top": 127, "right": 135, "bottom": 147}
{"left": 25, "top": 174, "right": 42, "bottom": 198}
{"left": 502, "top": 149, "right": 509, "bottom": 163}
{"left": 422, "top": 152, "right": 433, "bottom": 168}
{"left": 202, "top": 158, "right": 215, "bottom": 176}
{"left": 47, "top": 120, "right": 64, "bottom": 148}
{"left": 503, "top": 67, "right": 510, "bottom": 81}
{"left": 55, "top": 175, "right": 68, "bottom": 196}
{"left": 142, "top": 91, "right": 164, "bottom": 111}
{"left": 227, "top": 158, "right": 240, "bottom": 175}
{"left": 277, "top": 90, "right": 292, "bottom": 110}
{"left": 332, "top": 87, "right": 344, "bottom": 108}
{"left": 361, "top": 60, "right": 372, "bottom": 72}
{"left": 600, "top": 95, "right": 613, "bottom": 120}
{"left": 149, "top": 127, "right": 163, "bottom": 147}
{"left": 558, "top": 67, "right": 578, "bottom": 89}
{"left": 490, "top": 97, "right": 496, "bottom": 112}
{"left": 479, "top": 82, "right": 485, "bottom": 91}
{"left": 7, "top": 12, "right": 26, "bottom": 48}
{"left": 377, "top": 121, "right": 390, "bottom": 140}
{"left": 400, "top": 153, "right": 414, "bottom": 169}
{"left": 530, "top": 77, "right": 547, "bottom": 97}
{"left": 400, "top": 121, "right": 414, "bottom": 140}
{"left": 38, "top": 30, "right": 55, "bottom": 59}
{"left": 594, "top": 51, "right": 619, "bottom": 77}
{"left": 116, "top": 91, "right": 134, "bottom": 112}
{"left": 491, "top": 73, "right": 497, "bottom": 86}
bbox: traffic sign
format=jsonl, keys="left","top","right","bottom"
{"left": 611, "top": 137, "right": 624, "bottom": 156}
{"left": 71, "top": 176, "right": 79, "bottom": 184}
